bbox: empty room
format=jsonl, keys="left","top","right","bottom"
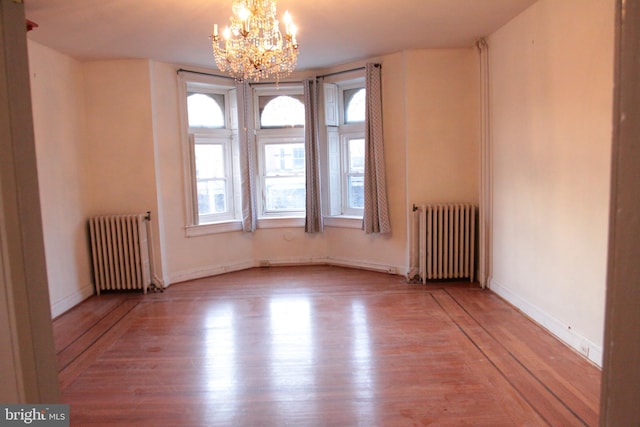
{"left": 1, "top": 0, "right": 638, "bottom": 425}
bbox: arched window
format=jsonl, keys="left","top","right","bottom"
{"left": 187, "top": 93, "right": 225, "bottom": 128}
{"left": 260, "top": 95, "right": 305, "bottom": 128}
{"left": 344, "top": 88, "right": 366, "bottom": 123}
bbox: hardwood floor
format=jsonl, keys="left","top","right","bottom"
{"left": 53, "top": 266, "right": 601, "bottom": 426}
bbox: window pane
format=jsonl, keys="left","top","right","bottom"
{"left": 265, "top": 176, "right": 306, "bottom": 211}
{"left": 260, "top": 95, "right": 305, "bottom": 128}
{"left": 197, "top": 180, "right": 227, "bottom": 215}
{"left": 348, "top": 138, "right": 365, "bottom": 173}
{"left": 344, "top": 88, "right": 365, "bottom": 123}
{"left": 187, "top": 93, "right": 225, "bottom": 128}
{"left": 195, "top": 144, "right": 225, "bottom": 180}
{"left": 264, "top": 143, "right": 305, "bottom": 176}
{"left": 348, "top": 176, "right": 364, "bottom": 209}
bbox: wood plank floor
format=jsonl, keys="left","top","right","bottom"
{"left": 53, "top": 266, "right": 601, "bottom": 426}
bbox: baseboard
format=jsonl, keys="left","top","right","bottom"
{"left": 51, "top": 283, "right": 95, "bottom": 319}
{"left": 489, "top": 278, "right": 603, "bottom": 367}
{"left": 256, "top": 256, "right": 328, "bottom": 267}
{"left": 169, "top": 257, "right": 405, "bottom": 285}
{"left": 326, "top": 256, "right": 403, "bottom": 276}
{"left": 169, "top": 259, "right": 255, "bottom": 284}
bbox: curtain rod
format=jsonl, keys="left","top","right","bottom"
{"left": 318, "top": 64, "right": 380, "bottom": 79}
{"left": 177, "top": 68, "right": 301, "bottom": 85}
{"left": 176, "top": 68, "right": 235, "bottom": 80}
{"left": 249, "top": 80, "right": 303, "bottom": 86}
{"left": 178, "top": 63, "right": 381, "bottom": 83}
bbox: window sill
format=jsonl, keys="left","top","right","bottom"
{"left": 257, "top": 217, "right": 305, "bottom": 229}
{"left": 186, "top": 220, "right": 243, "bottom": 237}
{"left": 324, "top": 216, "right": 362, "bottom": 229}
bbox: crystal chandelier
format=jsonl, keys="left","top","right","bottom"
{"left": 211, "top": 0, "right": 299, "bottom": 82}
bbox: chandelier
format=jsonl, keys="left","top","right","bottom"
{"left": 211, "top": 0, "right": 299, "bottom": 82}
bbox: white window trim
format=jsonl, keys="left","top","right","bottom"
{"left": 253, "top": 84, "right": 305, "bottom": 130}
{"left": 323, "top": 216, "right": 362, "bottom": 229}
{"left": 178, "top": 72, "right": 241, "bottom": 236}
{"left": 185, "top": 220, "right": 243, "bottom": 237}
{"left": 323, "top": 76, "right": 366, "bottom": 223}
{"left": 254, "top": 84, "right": 306, "bottom": 224}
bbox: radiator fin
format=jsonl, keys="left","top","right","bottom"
{"left": 89, "top": 214, "right": 151, "bottom": 294}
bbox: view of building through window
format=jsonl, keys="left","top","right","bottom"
{"left": 194, "top": 143, "right": 227, "bottom": 215}
{"left": 347, "top": 138, "right": 365, "bottom": 209}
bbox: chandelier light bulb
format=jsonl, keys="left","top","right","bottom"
{"left": 238, "top": 6, "right": 250, "bottom": 21}
{"left": 283, "top": 10, "right": 292, "bottom": 34}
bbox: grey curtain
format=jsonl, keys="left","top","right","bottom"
{"left": 362, "top": 63, "right": 391, "bottom": 234}
{"left": 235, "top": 81, "right": 257, "bottom": 232}
{"left": 303, "top": 78, "right": 323, "bottom": 233}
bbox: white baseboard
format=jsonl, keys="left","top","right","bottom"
{"left": 489, "top": 278, "right": 603, "bottom": 367}
{"left": 169, "top": 257, "right": 405, "bottom": 286}
{"left": 261, "top": 255, "right": 404, "bottom": 276}
{"left": 169, "top": 259, "right": 255, "bottom": 284}
{"left": 256, "top": 256, "right": 328, "bottom": 267}
{"left": 326, "top": 256, "right": 403, "bottom": 276}
{"left": 50, "top": 283, "right": 95, "bottom": 318}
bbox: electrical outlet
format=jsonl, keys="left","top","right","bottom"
{"left": 579, "top": 343, "right": 590, "bottom": 358}
{"left": 387, "top": 267, "right": 397, "bottom": 275}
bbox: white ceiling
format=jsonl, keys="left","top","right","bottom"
{"left": 24, "top": 0, "right": 537, "bottom": 72}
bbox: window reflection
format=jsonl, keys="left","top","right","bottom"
{"left": 351, "top": 300, "right": 373, "bottom": 401}
{"left": 269, "top": 298, "right": 315, "bottom": 409}
{"left": 204, "top": 304, "right": 237, "bottom": 421}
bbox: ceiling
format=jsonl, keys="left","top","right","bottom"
{"left": 24, "top": 0, "right": 537, "bottom": 72}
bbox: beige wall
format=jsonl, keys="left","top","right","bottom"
{"left": 83, "top": 59, "right": 165, "bottom": 285}
{"left": 405, "top": 49, "right": 480, "bottom": 206}
{"left": 488, "top": 0, "right": 614, "bottom": 365}
{"left": 83, "top": 59, "right": 159, "bottom": 216}
{"left": 28, "top": 40, "right": 93, "bottom": 317}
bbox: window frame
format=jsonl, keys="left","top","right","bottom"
{"left": 324, "top": 76, "right": 366, "bottom": 226}
{"left": 253, "top": 85, "right": 306, "bottom": 223}
{"left": 178, "top": 73, "right": 241, "bottom": 236}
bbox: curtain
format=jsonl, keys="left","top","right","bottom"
{"left": 362, "top": 63, "right": 391, "bottom": 234}
{"left": 235, "top": 81, "right": 257, "bottom": 232}
{"left": 303, "top": 78, "right": 323, "bottom": 233}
